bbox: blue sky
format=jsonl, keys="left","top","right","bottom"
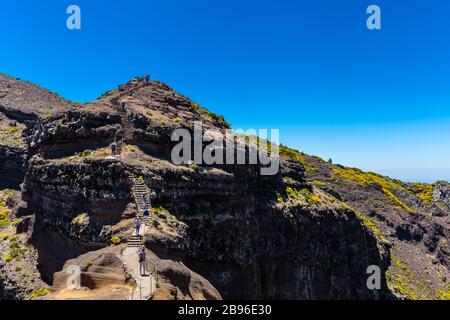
{"left": 1, "top": 0, "right": 450, "bottom": 182}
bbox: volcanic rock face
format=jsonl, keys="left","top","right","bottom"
{"left": 166, "top": 203, "right": 391, "bottom": 299}
{"left": 294, "top": 154, "right": 449, "bottom": 299}
{"left": 433, "top": 181, "right": 450, "bottom": 215}
{"left": 0, "top": 145, "right": 27, "bottom": 187}
{"left": 0, "top": 74, "right": 448, "bottom": 300}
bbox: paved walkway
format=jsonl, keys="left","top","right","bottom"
{"left": 122, "top": 247, "right": 156, "bottom": 300}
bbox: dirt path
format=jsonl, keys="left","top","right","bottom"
{"left": 122, "top": 247, "right": 156, "bottom": 300}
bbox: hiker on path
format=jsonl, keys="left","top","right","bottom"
{"left": 121, "top": 102, "right": 126, "bottom": 112}
{"left": 134, "top": 217, "right": 141, "bottom": 236}
{"left": 111, "top": 141, "right": 117, "bottom": 156}
{"left": 145, "top": 74, "right": 150, "bottom": 82}
{"left": 143, "top": 207, "right": 150, "bottom": 225}
{"left": 141, "top": 194, "right": 147, "bottom": 208}
{"left": 138, "top": 247, "right": 147, "bottom": 276}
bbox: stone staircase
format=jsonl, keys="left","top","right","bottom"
{"left": 123, "top": 171, "right": 157, "bottom": 299}
{"left": 120, "top": 114, "right": 134, "bottom": 143}
{"left": 129, "top": 173, "right": 152, "bottom": 220}
{"left": 126, "top": 172, "right": 153, "bottom": 248}
{"left": 112, "top": 113, "right": 133, "bottom": 156}
{"left": 127, "top": 234, "right": 142, "bottom": 248}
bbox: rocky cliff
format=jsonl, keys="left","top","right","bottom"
{"left": 0, "top": 74, "right": 448, "bottom": 300}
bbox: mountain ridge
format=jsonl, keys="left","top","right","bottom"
{"left": 0, "top": 74, "right": 448, "bottom": 300}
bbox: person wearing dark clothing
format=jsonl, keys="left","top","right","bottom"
{"left": 145, "top": 74, "right": 150, "bottom": 82}
{"left": 121, "top": 102, "right": 126, "bottom": 112}
{"left": 138, "top": 247, "right": 147, "bottom": 276}
{"left": 134, "top": 217, "right": 141, "bottom": 236}
{"left": 143, "top": 207, "right": 150, "bottom": 225}
{"left": 111, "top": 141, "right": 117, "bottom": 156}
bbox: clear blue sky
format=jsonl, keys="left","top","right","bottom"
{"left": 1, "top": 0, "right": 450, "bottom": 182}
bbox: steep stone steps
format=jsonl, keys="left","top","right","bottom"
{"left": 128, "top": 173, "right": 153, "bottom": 226}
{"left": 128, "top": 239, "right": 142, "bottom": 248}
{"left": 120, "top": 115, "right": 134, "bottom": 142}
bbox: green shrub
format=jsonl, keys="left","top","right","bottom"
{"left": 0, "top": 208, "right": 9, "bottom": 220}
{"left": 300, "top": 188, "right": 322, "bottom": 205}
{"left": 436, "top": 285, "right": 450, "bottom": 300}
{"left": 173, "top": 118, "right": 182, "bottom": 124}
{"left": 79, "top": 150, "right": 92, "bottom": 157}
{"left": 309, "top": 195, "right": 322, "bottom": 206}
{"left": 192, "top": 102, "right": 230, "bottom": 127}
{"left": 0, "top": 190, "right": 18, "bottom": 207}
{"left": 8, "top": 238, "right": 27, "bottom": 259}
{"left": 86, "top": 259, "right": 94, "bottom": 268}
{"left": 0, "top": 216, "right": 10, "bottom": 228}
{"left": 382, "top": 188, "right": 414, "bottom": 213}
{"left": 354, "top": 209, "right": 383, "bottom": 239}
{"left": 334, "top": 167, "right": 415, "bottom": 213}
{"left": 28, "top": 288, "right": 50, "bottom": 300}
{"left": 408, "top": 183, "right": 434, "bottom": 204}
{"left": 127, "top": 145, "right": 137, "bottom": 152}
{"left": 279, "top": 146, "right": 318, "bottom": 173}
{"left": 71, "top": 213, "right": 88, "bottom": 226}
{"left": 1, "top": 233, "right": 9, "bottom": 240}
{"left": 153, "top": 207, "right": 169, "bottom": 216}
{"left": 12, "top": 219, "right": 22, "bottom": 227}
{"left": 311, "top": 180, "right": 326, "bottom": 187}
{"left": 275, "top": 192, "right": 283, "bottom": 204}
{"left": 286, "top": 187, "right": 298, "bottom": 199}
{"left": 111, "top": 236, "right": 121, "bottom": 245}
{"left": 333, "top": 167, "right": 402, "bottom": 190}
{"left": 286, "top": 187, "right": 322, "bottom": 206}
{"left": 189, "top": 163, "right": 199, "bottom": 171}
{"left": 8, "top": 127, "right": 19, "bottom": 134}
{"left": 386, "top": 257, "right": 424, "bottom": 300}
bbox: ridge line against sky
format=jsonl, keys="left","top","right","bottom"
{"left": 1, "top": 0, "right": 450, "bottom": 182}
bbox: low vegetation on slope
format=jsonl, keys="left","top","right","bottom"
{"left": 279, "top": 152, "right": 449, "bottom": 300}
{"left": 407, "top": 183, "right": 434, "bottom": 205}
{"left": 0, "top": 189, "right": 17, "bottom": 229}
{"left": 0, "top": 121, "right": 26, "bottom": 149}
{"left": 332, "top": 167, "right": 415, "bottom": 213}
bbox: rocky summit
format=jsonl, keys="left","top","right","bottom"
{"left": 0, "top": 73, "right": 448, "bottom": 300}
